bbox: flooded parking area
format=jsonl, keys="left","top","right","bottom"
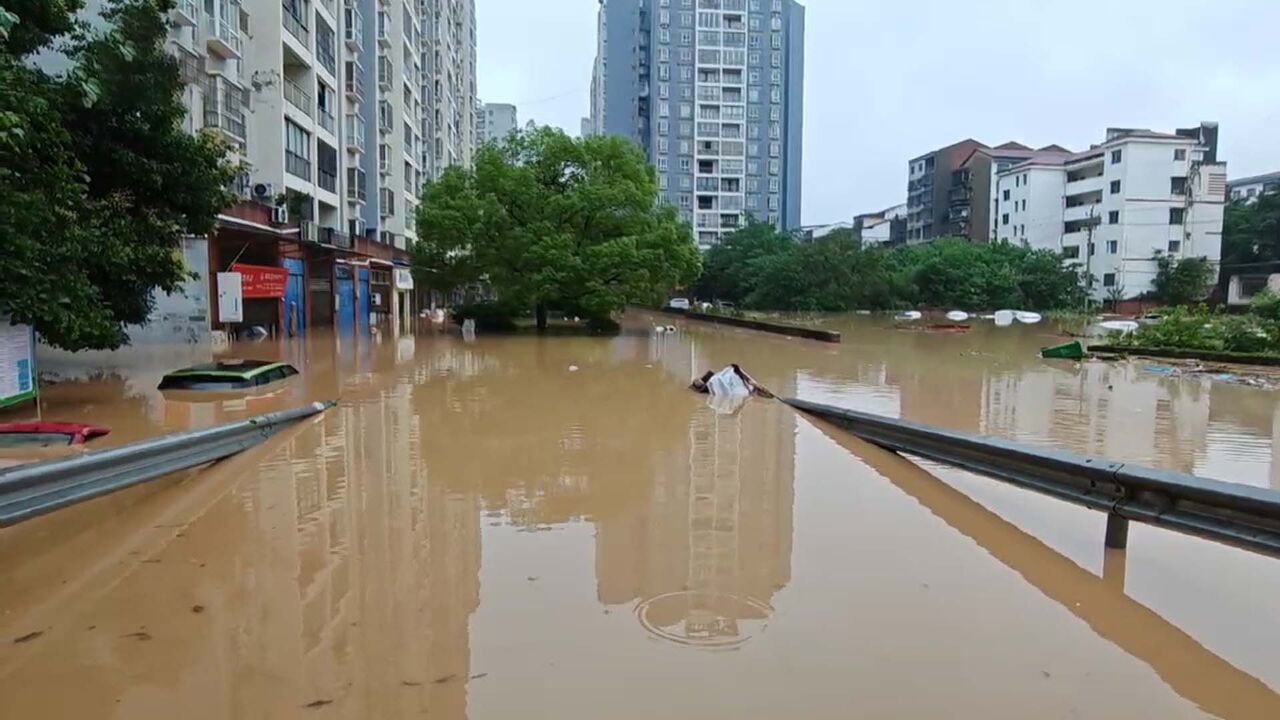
{"left": 2, "top": 312, "right": 1280, "bottom": 719}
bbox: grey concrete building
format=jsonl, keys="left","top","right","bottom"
{"left": 478, "top": 102, "right": 519, "bottom": 144}
{"left": 905, "top": 139, "right": 987, "bottom": 244}
{"left": 590, "top": 0, "right": 806, "bottom": 250}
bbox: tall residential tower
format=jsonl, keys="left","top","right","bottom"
{"left": 591, "top": 0, "right": 805, "bottom": 249}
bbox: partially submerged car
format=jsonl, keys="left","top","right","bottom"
{"left": 158, "top": 360, "right": 299, "bottom": 392}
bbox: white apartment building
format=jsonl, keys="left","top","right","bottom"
{"left": 1229, "top": 171, "right": 1280, "bottom": 203}
{"left": 477, "top": 102, "right": 518, "bottom": 144}
{"left": 423, "top": 0, "right": 477, "bottom": 177}
{"left": 996, "top": 125, "right": 1227, "bottom": 300}
{"left": 165, "top": 0, "right": 474, "bottom": 251}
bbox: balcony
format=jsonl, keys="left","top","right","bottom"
{"left": 319, "top": 226, "right": 353, "bottom": 249}
{"left": 203, "top": 82, "right": 246, "bottom": 147}
{"left": 343, "top": 6, "right": 362, "bottom": 48}
{"left": 282, "top": 5, "right": 310, "bottom": 47}
{"left": 346, "top": 167, "right": 367, "bottom": 203}
{"left": 318, "top": 108, "right": 335, "bottom": 134}
{"left": 205, "top": 13, "right": 242, "bottom": 58}
{"left": 1064, "top": 203, "right": 1102, "bottom": 223}
{"left": 343, "top": 62, "right": 365, "bottom": 101}
{"left": 283, "top": 76, "right": 312, "bottom": 116}
{"left": 300, "top": 220, "right": 318, "bottom": 243}
{"left": 377, "top": 11, "right": 391, "bottom": 46}
{"left": 1065, "top": 174, "right": 1105, "bottom": 194}
{"left": 377, "top": 55, "right": 393, "bottom": 90}
{"left": 318, "top": 165, "right": 337, "bottom": 193}
{"left": 285, "top": 150, "right": 311, "bottom": 180}
{"left": 173, "top": 0, "right": 199, "bottom": 26}
{"left": 344, "top": 113, "right": 365, "bottom": 152}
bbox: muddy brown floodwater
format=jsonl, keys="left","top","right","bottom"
{"left": 2, "top": 312, "right": 1280, "bottom": 719}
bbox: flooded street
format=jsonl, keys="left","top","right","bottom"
{"left": 3, "top": 312, "right": 1280, "bottom": 719}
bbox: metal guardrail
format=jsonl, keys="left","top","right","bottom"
{"left": 0, "top": 401, "right": 335, "bottom": 527}
{"left": 785, "top": 398, "right": 1280, "bottom": 558}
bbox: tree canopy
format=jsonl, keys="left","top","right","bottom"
{"left": 0, "top": 0, "right": 236, "bottom": 350}
{"left": 695, "top": 224, "right": 1088, "bottom": 312}
{"left": 1152, "top": 254, "right": 1215, "bottom": 306}
{"left": 1222, "top": 192, "right": 1280, "bottom": 266}
{"left": 413, "top": 126, "right": 701, "bottom": 328}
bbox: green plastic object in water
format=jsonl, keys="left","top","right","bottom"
{"left": 1040, "top": 340, "right": 1086, "bottom": 361}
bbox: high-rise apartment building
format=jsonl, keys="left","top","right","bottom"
{"left": 162, "top": 0, "right": 475, "bottom": 332}
{"left": 423, "top": 0, "right": 477, "bottom": 177}
{"left": 477, "top": 102, "right": 519, "bottom": 144}
{"left": 591, "top": 0, "right": 806, "bottom": 250}
{"left": 905, "top": 139, "right": 986, "bottom": 244}
{"left": 995, "top": 123, "right": 1227, "bottom": 300}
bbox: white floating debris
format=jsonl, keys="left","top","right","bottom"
{"left": 994, "top": 310, "right": 1016, "bottom": 327}
{"left": 1099, "top": 320, "right": 1140, "bottom": 334}
{"left": 894, "top": 310, "right": 923, "bottom": 322}
{"left": 1015, "top": 311, "right": 1043, "bottom": 324}
{"left": 568, "top": 365, "right": 579, "bottom": 372}
{"left": 945, "top": 310, "right": 970, "bottom": 322}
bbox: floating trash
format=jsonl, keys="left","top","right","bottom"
{"left": 994, "top": 310, "right": 1016, "bottom": 327}
{"left": 1015, "top": 311, "right": 1043, "bottom": 324}
{"left": 894, "top": 310, "right": 923, "bottom": 322}
{"left": 945, "top": 310, "right": 970, "bottom": 322}
{"left": 1099, "top": 320, "right": 1140, "bottom": 334}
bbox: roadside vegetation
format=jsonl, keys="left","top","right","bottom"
{"left": 0, "top": 0, "right": 237, "bottom": 351}
{"left": 412, "top": 127, "right": 701, "bottom": 331}
{"left": 693, "top": 221, "right": 1088, "bottom": 312}
{"left": 1114, "top": 291, "right": 1280, "bottom": 355}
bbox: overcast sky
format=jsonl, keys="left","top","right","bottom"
{"left": 477, "top": 0, "right": 1280, "bottom": 226}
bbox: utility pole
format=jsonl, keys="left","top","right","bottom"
{"left": 1084, "top": 205, "right": 1097, "bottom": 310}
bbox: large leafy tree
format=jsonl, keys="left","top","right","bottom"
{"left": 1152, "top": 254, "right": 1214, "bottom": 306}
{"left": 414, "top": 126, "right": 701, "bottom": 328}
{"left": 0, "top": 0, "right": 235, "bottom": 350}
{"left": 1222, "top": 192, "right": 1280, "bottom": 266}
{"left": 693, "top": 219, "right": 794, "bottom": 303}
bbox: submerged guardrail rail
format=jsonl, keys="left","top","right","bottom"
{"left": 658, "top": 308, "right": 842, "bottom": 343}
{"left": 785, "top": 398, "right": 1280, "bottom": 558}
{"left": 0, "top": 401, "right": 335, "bottom": 527}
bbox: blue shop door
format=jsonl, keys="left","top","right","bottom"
{"left": 335, "top": 266, "right": 356, "bottom": 334}
{"left": 283, "top": 258, "right": 306, "bottom": 336}
{"left": 357, "top": 268, "right": 371, "bottom": 331}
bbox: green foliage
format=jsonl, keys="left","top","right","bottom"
{"left": 414, "top": 126, "right": 701, "bottom": 329}
{"left": 1222, "top": 192, "right": 1280, "bottom": 266}
{"left": 0, "top": 0, "right": 236, "bottom": 350}
{"left": 1151, "top": 255, "right": 1214, "bottom": 306}
{"left": 696, "top": 228, "right": 1087, "bottom": 312}
{"left": 1250, "top": 288, "right": 1280, "bottom": 321}
{"left": 1119, "top": 305, "right": 1280, "bottom": 354}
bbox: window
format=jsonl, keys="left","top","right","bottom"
{"left": 1062, "top": 245, "right": 1080, "bottom": 259}
{"left": 1002, "top": 189, "right": 1010, "bottom": 201}
{"left": 1170, "top": 176, "right": 1187, "bottom": 195}
{"left": 1020, "top": 225, "right": 1025, "bottom": 237}
{"left": 678, "top": 157, "right": 691, "bottom": 171}
{"left": 1103, "top": 273, "right": 1117, "bottom": 288}
{"left": 1110, "top": 180, "right": 1121, "bottom": 195}
{"left": 1002, "top": 213, "right": 1009, "bottom": 226}
{"left": 657, "top": 156, "right": 668, "bottom": 171}
{"left": 1107, "top": 240, "right": 1118, "bottom": 254}
{"left": 1169, "top": 207, "right": 1185, "bottom": 225}
{"left": 1015, "top": 176, "right": 1021, "bottom": 188}
{"left": 1108, "top": 210, "right": 1120, "bottom": 224}
{"left": 1089, "top": 242, "right": 1096, "bottom": 256}
{"left": 1174, "top": 148, "right": 1187, "bottom": 161}
{"left": 1168, "top": 239, "right": 1182, "bottom": 253}
{"left": 1020, "top": 199, "right": 1026, "bottom": 211}
{"left": 1111, "top": 149, "right": 1122, "bottom": 164}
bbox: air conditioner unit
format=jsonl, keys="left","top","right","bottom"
{"left": 349, "top": 218, "right": 366, "bottom": 237}
{"left": 270, "top": 205, "right": 289, "bottom": 224}
{"left": 252, "top": 182, "right": 275, "bottom": 201}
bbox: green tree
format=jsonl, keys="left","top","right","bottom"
{"left": 0, "top": 0, "right": 236, "bottom": 350}
{"left": 1152, "top": 255, "right": 1214, "bottom": 306}
{"left": 414, "top": 126, "right": 700, "bottom": 329}
{"left": 1222, "top": 192, "right": 1280, "bottom": 266}
{"left": 693, "top": 219, "right": 795, "bottom": 304}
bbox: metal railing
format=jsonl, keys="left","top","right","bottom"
{"left": 282, "top": 5, "right": 309, "bottom": 46}
{"left": 785, "top": 398, "right": 1280, "bottom": 557}
{"left": 204, "top": 14, "right": 242, "bottom": 56}
{"left": 283, "top": 76, "right": 312, "bottom": 115}
{"left": 0, "top": 403, "right": 334, "bottom": 527}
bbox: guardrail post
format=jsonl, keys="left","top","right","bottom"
{"left": 1104, "top": 513, "right": 1129, "bottom": 550}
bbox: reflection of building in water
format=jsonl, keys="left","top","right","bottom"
{"left": 595, "top": 394, "right": 795, "bottom": 646}
{"left": 250, "top": 381, "right": 481, "bottom": 718}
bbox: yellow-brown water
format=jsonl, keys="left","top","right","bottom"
{"left": 2, "top": 313, "right": 1279, "bottom": 719}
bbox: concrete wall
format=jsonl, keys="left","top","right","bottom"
{"left": 998, "top": 166, "right": 1065, "bottom": 249}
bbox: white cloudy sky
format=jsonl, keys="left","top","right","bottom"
{"left": 477, "top": 0, "right": 1280, "bottom": 225}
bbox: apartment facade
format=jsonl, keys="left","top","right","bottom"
{"left": 1229, "top": 171, "right": 1280, "bottom": 203}
{"left": 905, "top": 139, "right": 986, "bottom": 244}
{"left": 477, "top": 102, "right": 519, "bottom": 144}
{"left": 996, "top": 124, "right": 1227, "bottom": 300}
{"left": 952, "top": 144, "right": 1073, "bottom": 243}
{"left": 424, "top": 0, "right": 478, "bottom": 177}
{"left": 591, "top": 0, "right": 806, "bottom": 250}
{"left": 162, "top": 0, "right": 474, "bottom": 334}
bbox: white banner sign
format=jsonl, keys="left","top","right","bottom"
{"left": 0, "top": 319, "right": 36, "bottom": 408}
{"left": 394, "top": 268, "right": 415, "bottom": 290}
